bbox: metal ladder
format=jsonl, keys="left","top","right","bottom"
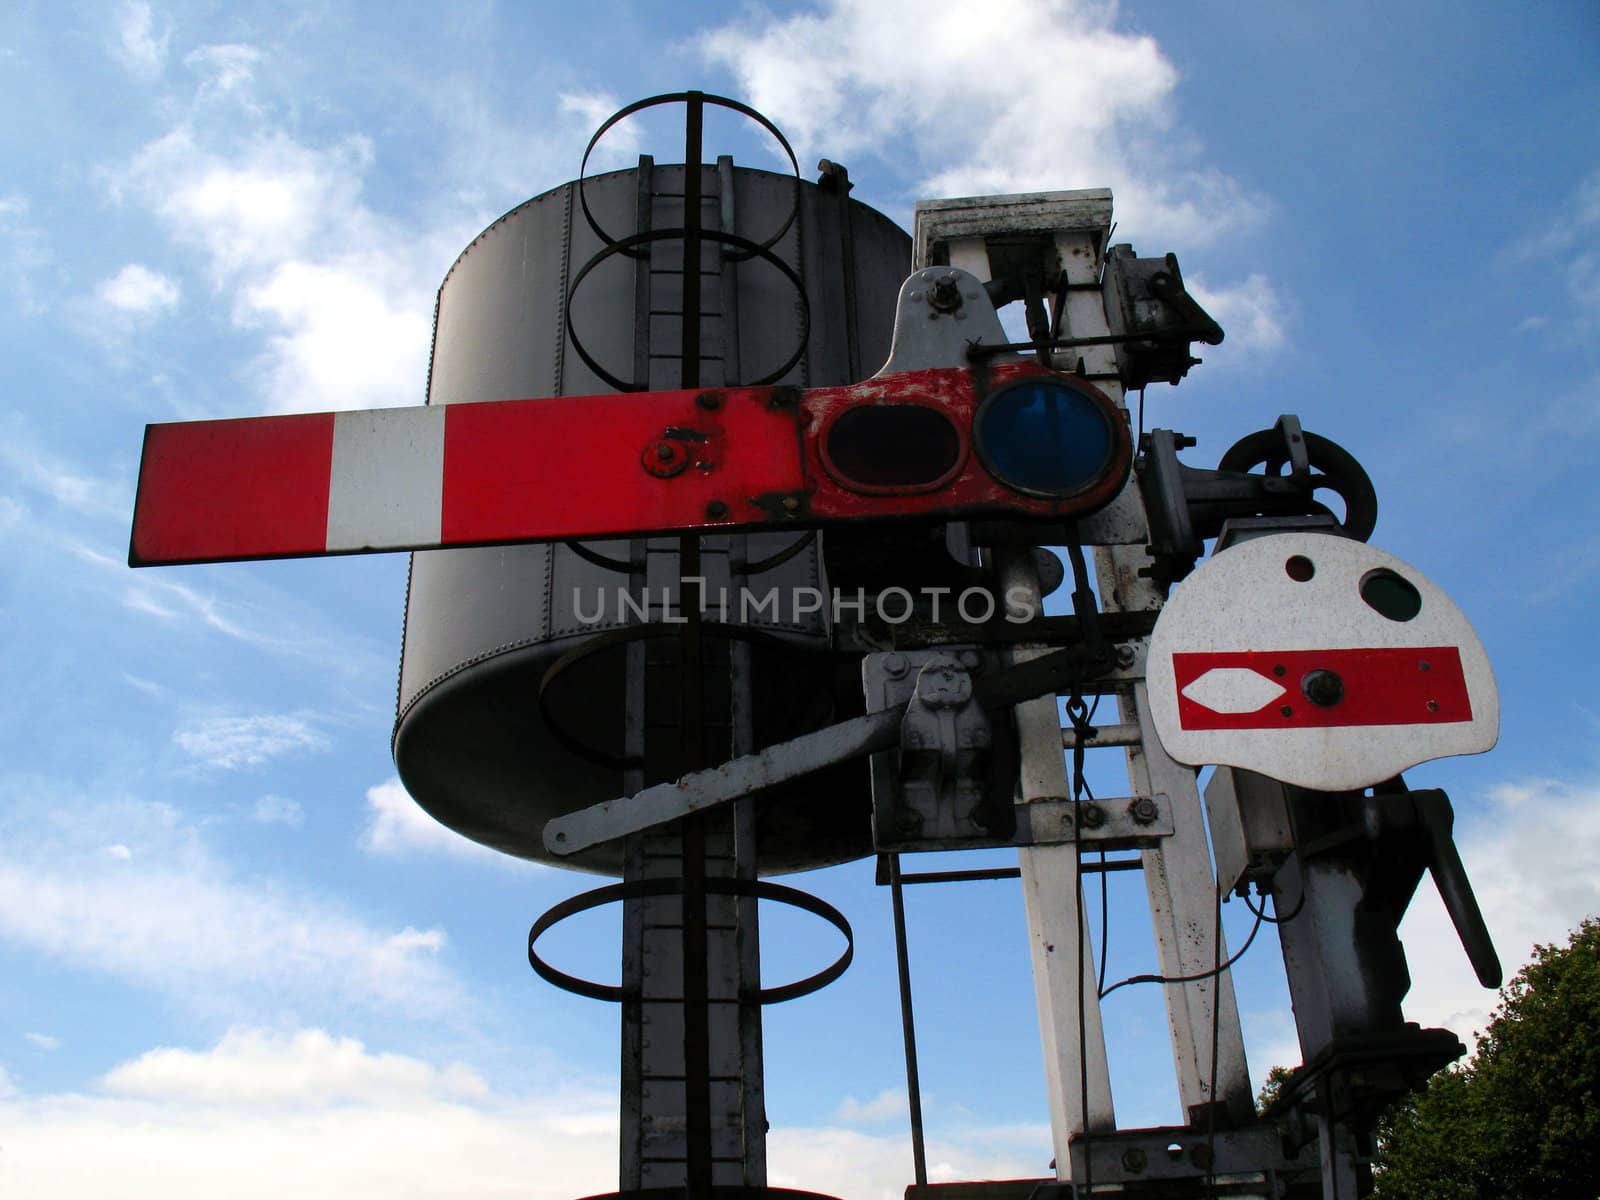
{"left": 617, "top": 151, "right": 771, "bottom": 1192}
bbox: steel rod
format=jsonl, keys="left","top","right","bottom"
{"left": 888, "top": 854, "right": 929, "bottom": 1188}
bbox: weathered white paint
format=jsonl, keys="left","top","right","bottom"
{"left": 1147, "top": 532, "right": 1499, "bottom": 789}
{"left": 325, "top": 407, "right": 446, "bottom": 552}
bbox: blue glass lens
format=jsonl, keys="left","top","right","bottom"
{"left": 977, "top": 379, "right": 1114, "bottom": 496}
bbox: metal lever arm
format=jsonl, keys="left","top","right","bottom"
{"left": 1412, "top": 788, "right": 1502, "bottom": 988}
{"left": 544, "top": 641, "right": 1116, "bottom": 856}
{"left": 546, "top": 706, "right": 903, "bottom": 857}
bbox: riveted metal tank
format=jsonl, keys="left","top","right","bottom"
{"left": 392, "top": 161, "right": 911, "bottom": 874}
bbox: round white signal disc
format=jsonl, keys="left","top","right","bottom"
{"left": 1145, "top": 532, "right": 1498, "bottom": 791}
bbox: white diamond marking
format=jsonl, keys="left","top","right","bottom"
{"left": 1181, "top": 667, "right": 1286, "bottom": 714}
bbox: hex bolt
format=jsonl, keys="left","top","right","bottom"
{"left": 1121, "top": 1148, "right": 1148, "bottom": 1175}
{"left": 882, "top": 653, "right": 909, "bottom": 679}
{"left": 1128, "top": 796, "right": 1159, "bottom": 825}
{"left": 781, "top": 495, "right": 801, "bottom": 513}
{"left": 705, "top": 500, "right": 728, "bottom": 519}
{"left": 1115, "top": 643, "right": 1136, "bottom": 668}
{"left": 655, "top": 442, "right": 677, "bottom": 462}
{"left": 696, "top": 392, "right": 722, "bottom": 411}
{"left": 1079, "top": 802, "right": 1106, "bottom": 830}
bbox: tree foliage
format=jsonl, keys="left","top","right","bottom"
{"left": 1373, "top": 917, "right": 1600, "bottom": 1200}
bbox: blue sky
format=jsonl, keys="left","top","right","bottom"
{"left": 1, "top": 2, "right": 1597, "bottom": 1196}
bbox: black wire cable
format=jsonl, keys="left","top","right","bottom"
{"left": 1097, "top": 902, "right": 1266, "bottom": 1001}
{"left": 1066, "top": 689, "right": 1095, "bottom": 1196}
{"left": 1243, "top": 883, "right": 1307, "bottom": 924}
{"left": 1078, "top": 692, "right": 1111, "bottom": 1000}
{"left": 1096, "top": 848, "right": 1109, "bottom": 998}
{"left": 1205, "top": 885, "right": 1224, "bottom": 1200}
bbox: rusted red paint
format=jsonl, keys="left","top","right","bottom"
{"left": 131, "top": 363, "right": 1133, "bottom": 565}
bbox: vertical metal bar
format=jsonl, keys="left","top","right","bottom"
{"left": 1097, "top": 552, "right": 1252, "bottom": 1122}
{"left": 677, "top": 91, "right": 714, "bottom": 1198}
{"left": 618, "top": 155, "right": 657, "bottom": 1192}
{"left": 716, "top": 154, "right": 742, "bottom": 388}
{"left": 999, "top": 547, "right": 1115, "bottom": 1177}
{"left": 680, "top": 547, "right": 712, "bottom": 1195}
{"left": 632, "top": 154, "right": 655, "bottom": 389}
{"left": 680, "top": 93, "right": 703, "bottom": 390}
{"left": 721, "top": 162, "right": 766, "bottom": 1187}
{"left": 887, "top": 854, "right": 929, "bottom": 1188}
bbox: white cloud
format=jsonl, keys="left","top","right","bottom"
{"left": 0, "top": 191, "right": 51, "bottom": 315}
{"left": 110, "top": 1, "right": 170, "bottom": 81}
{"left": 360, "top": 778, "right": 512, "bottom": 863}
{"left": 768, "top": 1123, "right": 1049, "bottom": 1199}
{"left": 386, "top": 926, "right": 445, "bottom": 955}
{"left": 1399, "top": 775, "right": 1600, "bottom": 1043}
{"left": 0, "top": 1063, "right": 15, "bottom": 1100}
{"left": 1188, "top": 273, "right": 1288, "bottom": 363}
{"left": 0, "top": 426, "right": 126, "bottom": 521}
{"left": 95, "top": 263, "right": 181, "bottom": 317}
{"left": 1503, "top": 166, "right": 1600, "bottom": 333}
{"left": 185, "top": 43, "right": 264, "bottom": 98}
{"left": 697, "top": 0, "right": 1269, "bottom": 248}
{"left": 108, "top": 67, "right": 447, "bottom": 414}
{"left": 834, "top": 1087, "right": 908, "bottom": 1124}
{"left": 252, "top": 794, "right": 305, "bottom": 828}
{"left": 102, "top": 843, "right": 133, "bottom": 861}
{"left": 0, "top": 1030, "right": 618, "bottom": 1200}
{"left": 0, "top": 791, "right": 465, "bottom": 1023}
{"left": 102, "top": 1027, "right": 486, "bottom": 1107}
{"left": 0, "top": 1020, "right": 1049, "bottom": 1200}
{"left": 557, "top": 91, "right": 642, "bottom": 168}
{"left": 238, "top": 257, "right": 432, "bottom": 413}
{"left": 122, "top": 127, "right": 369, "bottom": 282}
{"left": 174, "top": 713, "right": 330, "bottom": 770}
{"left": 24, "top": 1032, "right": 60, "bottom": 1051}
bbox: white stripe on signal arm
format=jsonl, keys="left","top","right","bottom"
{"left": 326, "top": 407, "right": 447, "bottom": 553}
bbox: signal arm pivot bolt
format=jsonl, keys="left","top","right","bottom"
{"left": 928, "top": 275, "right": 964, "bottom": 314}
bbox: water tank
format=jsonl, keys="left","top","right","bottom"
{"left": 392, "top": 161, "right": 912, "bottom": 874}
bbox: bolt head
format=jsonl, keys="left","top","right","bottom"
{"left": 1301, "top": 668, "right": 1344, "bottom": 708}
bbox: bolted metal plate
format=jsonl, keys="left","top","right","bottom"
{"left": 1146, "top": 532, "right": 1498, "bottom": 790}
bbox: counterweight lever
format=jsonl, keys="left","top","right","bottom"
{"left": 544, "top": 639, "right": 1117, "bottom": 856}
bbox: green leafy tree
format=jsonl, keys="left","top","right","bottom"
{"left": 1373, "top": 917, "right": 1600, "bottom": 1200}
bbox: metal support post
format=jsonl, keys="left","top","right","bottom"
{"left": 1000, "top": 547, "right": 1116, "bottom": 1175}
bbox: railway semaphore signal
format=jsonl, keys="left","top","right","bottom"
{"left": 129, "top": 91, "right": 1502, "bottom": 1200}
